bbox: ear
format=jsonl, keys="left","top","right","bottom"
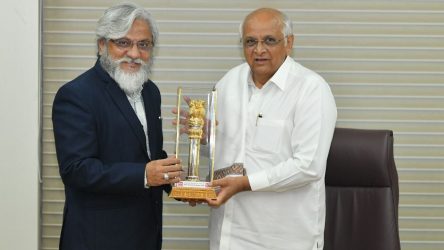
{"left": 285, "top": 35, "right": 294, "bottom": 55}
{"left": 97, "top": 39, "right": 106, "bottom": 56}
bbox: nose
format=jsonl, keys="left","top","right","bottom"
{"left": 254, "top": 41, "right": 266, "bottom": 53}
{"left": 126, "top": 43, "right": 141, "bottom": 59}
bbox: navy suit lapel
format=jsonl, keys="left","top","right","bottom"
{"left": 101, "top": 72, "right": 148, "bottom": 154}
{"left": 142, "top": 84, "right": 157, "bottom": 158}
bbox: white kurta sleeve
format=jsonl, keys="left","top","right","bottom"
{"left": 248, "top": 75, "right": 337, "bottom": 192}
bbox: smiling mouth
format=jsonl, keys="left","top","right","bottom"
{"left": 120, "top": 62, "right": 141, "bottom": 72}
{"left": 123, "top": 62, "right": 141, "bottom": 68}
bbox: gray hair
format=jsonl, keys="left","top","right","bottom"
{"left": 239, "top": 8, "right": 293, "bottom": 41}
{"left": 96, "top": 3, "right": 158, "bottom": 49}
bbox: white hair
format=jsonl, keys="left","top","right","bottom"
{"left": 239, "top": 8, "right": 293, "bottom": 45}
{"left": 95, "top": 3, "right": 158, "bottom": 52}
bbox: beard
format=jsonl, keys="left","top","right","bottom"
{"left": 99, "top": 48, "right": 152, "bottom": 97}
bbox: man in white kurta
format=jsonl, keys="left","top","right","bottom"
{"left": 206, "top": 8, "right": 337, "bottom": 250}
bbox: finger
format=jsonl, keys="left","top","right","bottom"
{"left": 166, "top": 155, "right": 180, "bottom": 160}
{"left": 167, "top": 170, "right": 183, "bottom": 180}
{"left": 195, "top": 200, "right": 205, "bottom": 204}
{"left": 180, "top": 127, "right": 189, "bottom": 134}
{"left": 164, "top": 164, "right": 183, "bottom": 172}
{"left": 179, "top": 117, "right": 188, "bottom": 125}
{"left": 161, "top": 172, "right": 178, "bottom": 184}
{"left": 188, "top": 199, "right": 198, "bottom": 206}
{"left": 183, "top": 96, "right": 191, "bottom": 105}
{"left": 173, "top": 118, "right": 187, "bottom": 126}
{"left": 206, "top": 197, "right": 221, "bottom": 208}
{"left": 210, "top": 179, "right": 224, "bottom": 187}
{"left": 179, "top": 109, "right": 189, "bottom": 118}
{"left": 160, "top": 157, "right": 181, "bottom": 165}
{"left": 169, "top": 176, "right": 181, "bottom": 184}
{"left": 179, "top": 199, "right": 193, "bottom": 205}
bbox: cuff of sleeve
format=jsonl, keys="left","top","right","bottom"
{"left": 247, "top": 171, "right": 269, "bottom": 191}
{"left": 144, "top": 167, "right": 150, "bottom": 189}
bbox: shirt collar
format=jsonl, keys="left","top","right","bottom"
{"left": 268, "top": 56, "right": 292, "bottom": 91}
{"left": 247, "top": 56, "right": 292, "bottom": 91}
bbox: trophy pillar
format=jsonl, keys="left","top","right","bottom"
{"left": 169, "top": 87, "right": 218, "bottom": 200}
{"left": 187, "top": 100, "right": 205, "bottom": 181}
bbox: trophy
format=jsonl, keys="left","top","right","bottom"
{"left": 169, "top": 87, "right": 218, "bottom": 200}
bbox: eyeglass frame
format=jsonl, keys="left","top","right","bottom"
{"left": 108, "top": 38, "right": 154, "bottom": 52}
{"left": 241, "top": 35, "right": 286, "bottom": 49}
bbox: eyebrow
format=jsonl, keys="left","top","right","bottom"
{"left": 244, "top": 35, "right": 279, "bottom": 38}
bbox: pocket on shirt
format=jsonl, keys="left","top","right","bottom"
{"left": 253, "top": 118, "right": 289, "bottom": 153}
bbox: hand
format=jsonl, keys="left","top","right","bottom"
{"left": 179, "top": 198, "right": 206, "bottom": 207}
{"left": 206, "top": 176, "right": 251, "bottom": 208}
{"left": 172, "top": 96, "right": 218, "bottom": 145}
{"left": 172, "top": 96, "right": 191, "bottom": 135}
{"left": 145, "top": 156, "right": 182, "bottom": 186}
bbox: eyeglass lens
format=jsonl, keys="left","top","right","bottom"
{"left": 110, "top": 38, "right": 153, "bottom": 51}
{"left": 243, "top": 36, "right": 283, "bottom": 48}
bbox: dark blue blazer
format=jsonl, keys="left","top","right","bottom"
{"left": 52, "top": 60, "right": 170, "bottom": 250}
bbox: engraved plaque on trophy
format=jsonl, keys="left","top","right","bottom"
{"left": 169, "top": 87, "right": 218, "bottom": 200}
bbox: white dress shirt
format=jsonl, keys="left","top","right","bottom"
{"left": 210, "top": 56, "right": 337, "bottom": 250}
{"left": 127, "top": 93, "right": 151, "bottom": 187}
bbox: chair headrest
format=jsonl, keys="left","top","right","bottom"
{"left": 326, "top": 128, "right": 395, "bottom": 187}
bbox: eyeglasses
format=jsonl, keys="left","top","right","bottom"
{"left": 242, "top": 36, "right": 284, "bottom": 48}
{"left": 109, "top": 38, "right": 153, "bottom": 51}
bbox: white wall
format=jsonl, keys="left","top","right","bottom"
{"left": 0, "top": 0, "right": 40, "bottom": 249}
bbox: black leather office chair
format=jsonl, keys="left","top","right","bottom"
{"left": 324, "top": 128, "right": 401, "bottom": 250}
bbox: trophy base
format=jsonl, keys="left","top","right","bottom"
{"left": 169, "top": 181, "right": 217, "bottom": 200}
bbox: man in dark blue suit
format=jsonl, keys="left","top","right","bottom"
{"left": 52, "top": 3, "right": 183, "bottom": 250}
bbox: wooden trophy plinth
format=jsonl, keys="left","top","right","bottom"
{"left": 170, "top": 181, "right": 217, "bottom": 200}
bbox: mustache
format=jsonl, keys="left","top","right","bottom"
{"left": 115, "top": 57, "right": 145, "bottom": 65}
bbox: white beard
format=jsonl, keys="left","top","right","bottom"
{"left": 99, "top": 48, "right": 152, "bottom": 97}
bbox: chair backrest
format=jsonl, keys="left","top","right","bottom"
{"left": 324, "top": 127, "right": 401, "bottom": 250}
